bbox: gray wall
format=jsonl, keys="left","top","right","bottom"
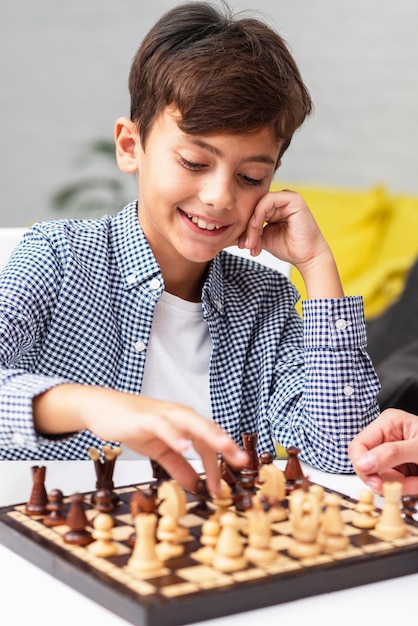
{"left": 1, "top": 0, "right": 418, "bottom": 226}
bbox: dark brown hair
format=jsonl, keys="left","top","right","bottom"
{"left": 128, "top": 1, "right": 312, "bottom": 158}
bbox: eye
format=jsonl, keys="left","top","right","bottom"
{"left": 240, "top": 174, "right": 265, "bottom": 187}
{"left": 177, "top": 156, "right": 206, "bottom": 171}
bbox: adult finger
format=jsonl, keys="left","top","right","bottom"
{"left": 354, "top": 440, "right": 418, "bottom": 476}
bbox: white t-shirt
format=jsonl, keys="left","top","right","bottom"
{"left": 121, "top": 291, "right": 212, "bottom": 459}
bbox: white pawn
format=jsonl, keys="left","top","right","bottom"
{"left": 375, "top": 481, "right": 407, "bottom": 540}
{"left": 352, "top": 490, "right": 378, "bottom": 529}
{"left": 244, "top": 506, "right": 278, "bottom": 565}
{"left": 88, "top": 513, "right": 118, "bottom": 557}
{"left": 192, "top": 518, "right": 221, "bottom": 564}
{"left": 288, "top": 488, "right": 322, "bottom": 558}
{"left": 156, "top": 515, "right": 185, "bottom": 561}
{"left": 317, "top": 493, "right": 349, "bottom": 552}
{"left": 210, "top": 479, "right": 233, "bottom": 521}
{"left": 212, "top": 512, "right": 247, "bottom": 572}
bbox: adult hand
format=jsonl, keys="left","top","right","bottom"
{"left": 348, "top": 408, "right": 418, "bottom": 495}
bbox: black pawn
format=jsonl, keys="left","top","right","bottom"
{"left": 64, "top": 493, "right": 92, "bottom": 546}
{"left": 44, "top": 489, "right": 66, "bottom": 527}
{"left": 93, "top": 488, "right": 115, "bottom": 513}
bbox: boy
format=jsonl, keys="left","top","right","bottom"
{"left": 0, "top": 1, "right": 380, "bottom": 490}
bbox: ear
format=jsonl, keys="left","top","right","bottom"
{"left": 114, "top": 117, "right": 140, "bottom": 174}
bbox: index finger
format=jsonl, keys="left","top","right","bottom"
{"left": 348, "top": 423, "right": 386, "bottom": 465}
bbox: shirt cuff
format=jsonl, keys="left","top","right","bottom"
{"left": 0, "top": 371, "right": 68, "bottom": 451}
{"left": 302, "top": 296, "right": 367, "bottom": 350}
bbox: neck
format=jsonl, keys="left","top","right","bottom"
{"left": 158, "top": 254, "right": 209, "bottom": 302}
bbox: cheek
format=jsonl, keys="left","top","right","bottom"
{"left": 236, "top": 191, "right": 263, "bottom": 222}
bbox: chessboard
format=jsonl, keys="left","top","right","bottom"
{"left": 1, "top": 447, "right": 418, "bottom": 626}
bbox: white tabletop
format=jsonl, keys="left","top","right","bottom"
{"left": 0, "top": 460, "right": 416, "bottom": 626}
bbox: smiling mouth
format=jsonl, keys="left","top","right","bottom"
{"left": 186, "top": 214, "right": 223, "bottom": 231}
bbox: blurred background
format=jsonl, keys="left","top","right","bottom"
{"left": 1, "top": 0, "right": 418, "bottom": 226}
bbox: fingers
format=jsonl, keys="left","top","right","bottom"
{"left": 354, "top": 440, "right": 418, "bottom": 475}
{"left": 179, "top": 420, "right": 248, "bottom": 494}
{"left": 240, "top": 193, "right": 284, "bottom": 254}
{"left": 152, "top": 449, "right": 202, "bottom": 492}
{"left": 81, "top": 388, "right": 248, "bottom": 493}
{"left": 351, "top": 439, "right": 418, "bottom": 496}
{"left": 360, "top": 470, "right": 418, "bottom": 497}
{"left": 130, "top": 403, "right": 248, "bottom": 494}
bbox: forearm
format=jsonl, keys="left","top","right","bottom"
{"left": 33, "top": 383, "right": 89, "bottom": 436}
{"left": 296, "top": 248, "right": 344, "bottom": 300}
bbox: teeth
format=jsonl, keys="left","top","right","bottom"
{"left": 188, "top": 215, "right": 221, "bottom": 230}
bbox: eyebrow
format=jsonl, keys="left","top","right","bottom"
{"left": 189, "top": 137, "right": 277, "bottom": 166}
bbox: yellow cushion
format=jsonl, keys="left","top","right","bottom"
{"left": 270, "top": 182, "right": 390, "bottom": 317}
{"left": 364, "top": 193, "right": 418, "bottom": 319}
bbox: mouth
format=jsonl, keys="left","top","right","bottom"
{"left": 185, "top": 213, "right": 224, "bottom": 232}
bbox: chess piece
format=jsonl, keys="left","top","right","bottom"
{"left": 402, "top": 495, "right": 418, "bottom": 520}
{"left": 150, "top": 459, "right": 171, "bottom": 494}
{"left": 126, "top": 513, "right": 164, "bottom": 576}
{"left": 375, "top": 481, "right": 408, "bottom": 540}
{"left": 244, "top": 503, "right": 278, "bottom": 565}
{"left": 88, "top": 513, "right": 118, "bottom": 557}
{"left": 64, "top": 492, "right": 93, "bottom": 546}
{"left": 43, "top": 489, "right": 66, "bottom": 527}
{"left": 188, "top": 478, "right": 212, "bottom": 517}
{"left": 212, "top": 511, "right": 247, "bottom": 572}
{"left": 191, "top": 518, "right": 221, "bottom": 564}
{"left": 92, "top": 488, "right": 115, "bottom": 513}
{"left": 25, "top": 465, "right": 48, "bottom": 516}
{"left": 128, "top": 488, "right": 158, "bottom": 547}
{"left": 219, "top": 456, "right": 242, "bottom": 489}
{"left": 89, "top": 445, "right": 121, "bottom": 508}
{"left": 156, "top": 515, "right": 185, "bottom": 560}
{"left": 352, "top": 490, "right": 378, "bottom": 529}
{"left": 210, "top": 479, "right": 233, "bottom": 521}
{"left": 258, "top": 452, "right": 287, "bottom": 521}
{"left": 284, "top": 446, "right": 305, "bottom": 493}
{"left": 235, "top": 474, "right": 257, "bottom": 513}
{"left": 288, "top": 485, "right": 321, "bottom": 558}
{"left": 317, "top": 493, "right": 349, "bottom": 552}
{"left": 241, "top": 432, "right": 259, "bottom": 481}
{"left": 158, "top": 480, "right": 190, "bottom": 542}
{"left": 309, "top": 483, "right": 325, "bottom": 506}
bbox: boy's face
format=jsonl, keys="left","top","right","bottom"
{"left": 123, "top": 107, "right": 280, "bottom": 265}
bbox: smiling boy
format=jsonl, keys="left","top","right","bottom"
{"left": 0, "top": 1, "right": 380, "bottom": 488}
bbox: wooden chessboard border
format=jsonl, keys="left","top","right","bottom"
{"left": 1, "top": 481, "right": 418, "bottom": 626}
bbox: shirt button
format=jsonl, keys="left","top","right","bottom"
{"left": 343, "top": 385, "right": 354, "bottom": 397}
{"left": 11, "top": 432, "right": 26, "bottom": 447}
{"left": 126, "top": 273, "right": 137, "bottom": 285}
{"left": 149, "top": 277, "right": 161, "bottom": 291}
{"left": 134, "top": 340, "right": 146, "bottom": 353}
{"left": 336, "top": 318, "right": 349, "bottom": 330}
{"left": 215, "top": 299, "right": 223, "bottom": 311}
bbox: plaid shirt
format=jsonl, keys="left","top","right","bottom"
{"left": 0, "top": 202, "right": 380, "bottom": 471}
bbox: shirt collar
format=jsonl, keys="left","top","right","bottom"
{"left": 110, "top": 201, "right": 225, "bottom": 313}
{"left": 110, "top": 202, "right": 162, "bottom": 291}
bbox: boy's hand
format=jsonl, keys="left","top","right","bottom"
{"left": 238, "top": 190, "right": 344, "bottom": 299}
{"left": 238, "top": 190, "right": 324, "bottom": 264}
{"left": 33, "top": 385, "right": 248, "bottom": 495}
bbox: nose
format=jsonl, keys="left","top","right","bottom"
{"left": 199, "top": 171, "right": 235, "bottom": 211}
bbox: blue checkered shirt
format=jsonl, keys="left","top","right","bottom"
{"left": 0, "top": 202, "right": 380, "bottom": 471}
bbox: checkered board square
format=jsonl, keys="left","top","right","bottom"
{"left": 1, "top": 481, "right": 418, "bottom": 626}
